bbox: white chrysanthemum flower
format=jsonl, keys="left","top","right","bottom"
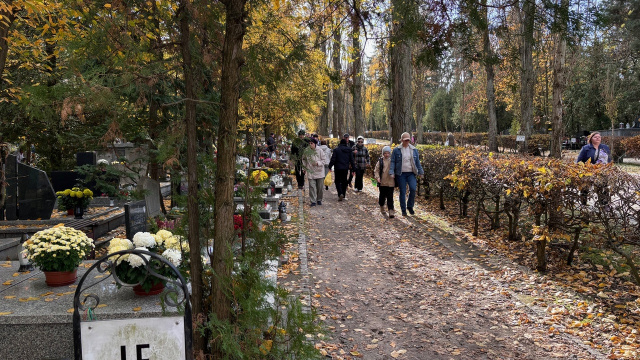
{"left": 132, "top": 232, "right": 156, "bottom": 248}
{"left": 126, "top": 248, "right": 150, "bottom": 268}
{"left": 162, "top": 249, "right": 182, "bottom": 267}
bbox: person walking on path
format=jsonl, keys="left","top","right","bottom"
{"left": 291, "top": 129, "right": 310, "bottom": 189}
{"left": 390, "top": 132, "right": 424, "bottom": 216}
{"left": 352, "top": 136, "right": 370, "bottom": 192}
{"left": 329, "top": 138, "right": 356, "bottom": 201}
{"left": 341, "top": 133, "right": 356, "bottom": 188}
{"left": 318, "top": 140, "right": 332, "bottom": 190}
{"left": 374, "top": 146, "right": 395, "bottom": 218}
{"left": 303, "top": 139, "right": 327, "bottom": 206}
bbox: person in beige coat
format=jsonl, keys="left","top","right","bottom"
{"left": 303, "top": 139, "right": 327, "bottom": 206}
{"left": 374, "top": 146, "right": 395, "bottom": 218}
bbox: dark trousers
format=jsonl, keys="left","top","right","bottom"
{"left": 348, "top": 170, "right": 353, "bottom": 186}
{"left": 295, "top": 165, "right": 305, "bottom": 188}
{"left": 354, "top": 168, "right": 365, "bottom": 190}
{"left": 378, "top": 186, "right": 394, "bottom": 209}
{"left": 334, "top": 169, "right": 348, "bottom": 197}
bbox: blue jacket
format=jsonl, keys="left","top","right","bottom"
{"left": 576, "top": 144, "right": 612, "bottom": 164}
{"left": 329, "top": 143, "right": 356, "bottom": 171}
{"left": 390, "top": 144, "right": 424, "bottom": 176}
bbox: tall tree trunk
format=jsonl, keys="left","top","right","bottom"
{"left": 415, "top": 70, "right": 425, "bottom": 144}
{"left": 519, "top": 0, "right": 535, "bottom": 154}
{"left": 390, "top": 0, "right": 412, "bottom": 142}
{"left": 179, "top": 2, "right": 205, "bottom": 357}
{"left": 332, "top": 26, "right": 342, "bottom": 138}
{"left": 0, "top": 3, "right": 15, "bottom": 87}
{"left": 351, "top": 2, "right": 364, "bottom": 138}
{"left": 482, "top": 0, "right": 498, "bottom": 152}
{"left": 550, "top": 0, "right": 568, "bottom": 159}
{"left": 318, "top": 39, "right": 330, "bottom": 136}
{"left": 212, "top": 1, "right": 247, "bottom": 358}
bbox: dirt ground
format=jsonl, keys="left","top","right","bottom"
{"left": 279, "top": 181, "right": 608, "bottom": 360}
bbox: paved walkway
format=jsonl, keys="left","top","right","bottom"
{"left": 280, "top": 181, "right": 605, "bottom": 360}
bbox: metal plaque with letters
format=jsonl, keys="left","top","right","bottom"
{"left": 81, "top": 317, "right": 185, "bottom": 360}
{"left": 516, "top": 135, "right": 526, "bottom": 142}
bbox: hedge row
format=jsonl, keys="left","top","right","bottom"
{"left": 422, "top": 147, "right": 640, "bottom": 282}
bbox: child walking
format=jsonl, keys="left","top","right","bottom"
{"left": 374, "top": 146, "right": 395, "bottom": 218}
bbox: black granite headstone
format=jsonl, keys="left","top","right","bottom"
{"left": 4, "top": 155, "right": 17, "bottom": 220}
{"left": 50, "top": 171, "right": 80, "bottom": 192}
{"left": 76, "top": 152, "right": 96, "bottom": 167}
{"left": 124, "top": 200, "right": 147, "bottom": 239}
{"left": 2, "top": 155, "right": 56, "bottom": 220}
{"left": 16, "top": 163, "right": 56, "bottom": 220}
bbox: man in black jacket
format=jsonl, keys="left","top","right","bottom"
{"left": 291, "top": 130, "right": 310, "bottom": 189}
{"left": 341, "top": 133, "right": 356, "bottom": 188}
{"left": 329, "top": 138, "right": 356, "bottom": 201}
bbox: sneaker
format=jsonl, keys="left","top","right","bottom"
{"left": 338, "top": 195, "right": 344, "bottom": 201}
{"left": 325, "top": 186, "right": 329, "bottom": 190}
{"left": 389, "top": 209, "right": 395, "bottom": 218}
{"left": 310, "top": 202, "right": 316, "bottom": 207}
{"left": 380, "top": 206, "right": 386, "bottom": 214}
{"left": 402, "top": 211, "right": 407, "bottom": 216}
{"left": 408, "top": 208, "right": 415, "bottom": 215}
{"left": 317, "top": 201, "right": 322, "bottom": 205}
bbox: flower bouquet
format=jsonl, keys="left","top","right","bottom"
{"left": 250, "top": 170, "right": 269, "bottom": 185}
{"left": 56, "top": 187, "right": 93, "bottom": 212}
{"left": 24, "top": 225, "right": 94, "bottom": 286}
{"left": 106, "top": 230, "right": 187, "bottom": 294}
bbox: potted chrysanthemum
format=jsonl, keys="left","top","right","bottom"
{"left": 56, "top": 187, "right": 93, "bottom": 218}
{"left": 106, "top": 230, "right": 187, "bottom": 295}
{"left": 24, "top": 225, "right": 94, "bottom": 286}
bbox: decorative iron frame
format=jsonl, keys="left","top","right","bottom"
{"left": 72, "top": 249, "right": 193, "bottom": 360}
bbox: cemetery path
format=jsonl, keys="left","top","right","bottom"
{"left": 282, "top": 182, "right": 607, "bottom": 360}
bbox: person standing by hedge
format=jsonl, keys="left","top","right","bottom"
{"left": 352, "top": 136, "right": 370, "bottom": 192}
{"left": 329, "top": 138, "right": 356, "bottom": 201}
{"left": 374, "top": 146, "right": 395, "bottom": 218}
{"left": 390, "top": 132, "right": 424, "bottom": 216}
{"left": 576, "top": 132, "right": 612, "bottom": 164}
{"left": 303, "top": 139, "right": 327, "bottom": 206}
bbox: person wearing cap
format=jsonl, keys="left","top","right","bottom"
{"left": 303, "top": 138, "right": 327, "bottom": 206}
{"left": 291, "top": 129, "right": 310, "bottom": 189}
{"left": 351, "top": 135, "right": 370, "bottom": 192}
{"left": 374, "top": 146, "right": 395, "bottom": 218}
{"left": 329, "top": 138, "right": 356, "bottom": 201}
{"left": 390, "top": 132, "right": 424, "bottom": 216}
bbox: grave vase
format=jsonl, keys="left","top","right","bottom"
{"left": 133, "top": 281, "right": 165, "bottom": 296}
{"left": 74, "top": 205, "right": 84, "bottom": 219}
{"left": 67, "top": 209, "right": 74, "bottom": 216}
{"left": 44, "top": 268, "right": 78, "bottom": 287}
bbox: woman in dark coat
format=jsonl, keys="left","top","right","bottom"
{"left": 576, "top": 132, "right": 611, "bottom": 164}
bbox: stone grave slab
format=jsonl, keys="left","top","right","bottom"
{"left": 138, "top": 177, "right": 162, "bottom": 218}
{"left": 0, "top": 261, "right": 180, "bottom": 359}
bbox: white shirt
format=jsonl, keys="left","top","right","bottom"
{"left": 401, "top": 146, "right": 413, "bottom": 173}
